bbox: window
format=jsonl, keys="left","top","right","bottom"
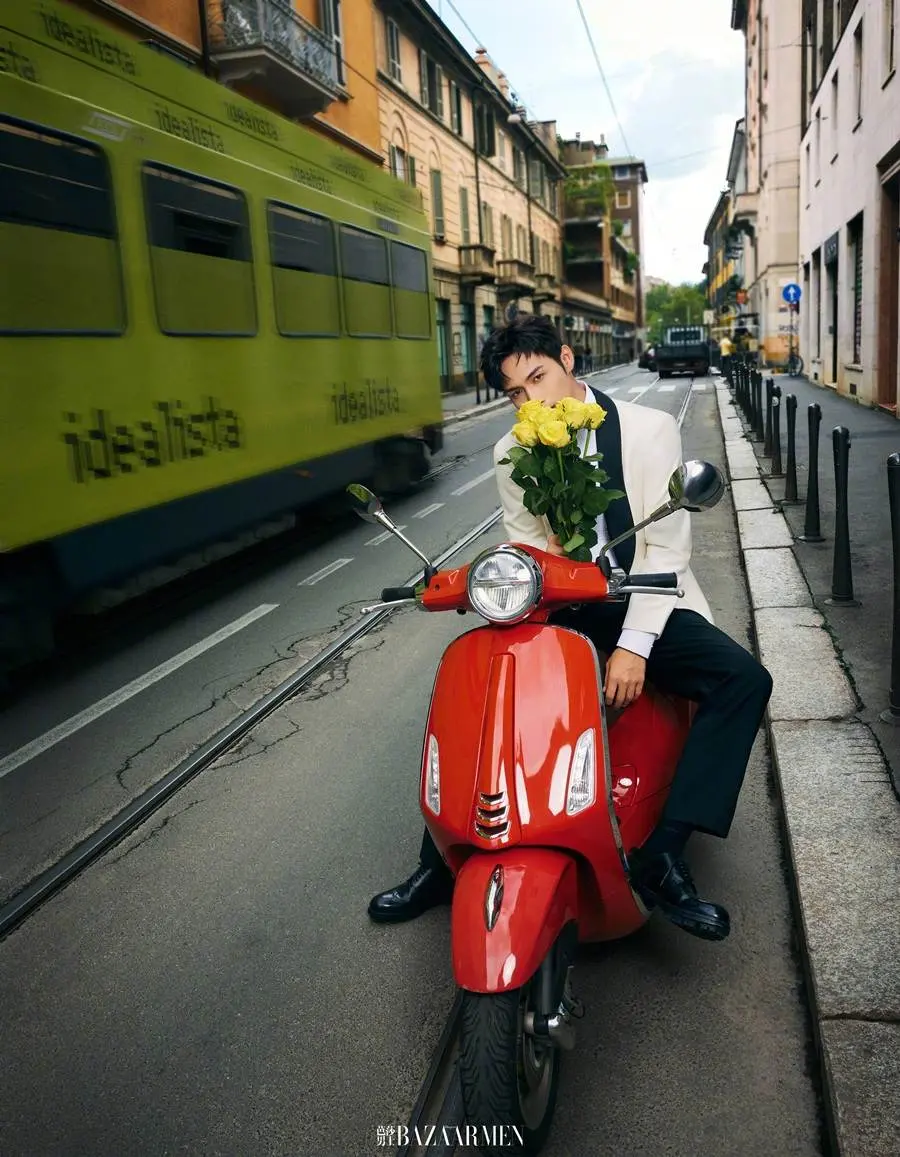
{"left": 339, "top": 225, "right": 391, "bottom": 336}
{"left": 513, "top": 147, "right": 525, "bottom": 189}
{"left": 854, "top": 20, "right": 864, "bottom": 121}
{"left": 501, "top": 214, "right": 513, "bottom": 259}
{"left": 831, "top": 72, "right": 839, "bottom": 157}
{"left": 389, "top": 144, "right": 414, "bottom": 185}
{"left": 613, "top": 166, "right": 630, "bottom": 179}
{"left": 541, "top": 240, "right": 550, "bottom": 275}
{"left": 496, "top": 129, "right": 506, "bottom": 171}
{"left": 480, "top": 201, "right": 493, "bottom": 247}
{"left": 143, "top": 163, "right": 256, "bottom": 336}
{"left": 459, "top": 187, "right": 470, "bottom": 245}
{"left": 615, "top": 189, "right": 631, "bottom": 209}
{"left": 805, "top": 143, "right": 811, "bottom": 202}
{"left": 419, "top": 51, "right": 444, "bottom": 118}
{"left": 516, "top": 224, "right": 527, "bottom": 263}
{"left": 475, "top": 104, "right": 495, "bottom": 157}
{"left": 321, "top": 0, "right": 344, "bottom": 86}
{"left": 386, "top": 17, "right": 401, "bottom": 82}
{"left": 815, "top": 108, "right": 822, "bottom": 177}
{"left": 529, "top": 160, "right": 546, "bottom": 205}
{"left": 621, "top": 219, "right": 633, "bottom": 238}
{"left": 885, "top": 0, "right": 895, "bottom": 75}
{"left": 0, "top": 118, "right": 124, "bottom": 335}
{"left": 268, "top": 203, "right": 338, "bottom": 336}
{"left": 429, "top": 169, "right": 444, "bottom": 237}
{"left": 391, "top": 241, "right": 430, "bottom": 338}
{"left": 449, "top": 81, "right": 463, "bottom": 135}
{"left": 849, "top": 215, "right": 863, "bottom": 363}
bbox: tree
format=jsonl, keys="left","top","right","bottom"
{"left": 645, "top": 281, "right": 708, "bottom": 344}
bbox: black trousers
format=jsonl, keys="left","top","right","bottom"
{"left": 419, "top": 606, "right": 773, "bottom": 872}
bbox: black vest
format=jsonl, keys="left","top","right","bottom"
{"left": 587, "top": 386, "right": 636, "bottom": 573}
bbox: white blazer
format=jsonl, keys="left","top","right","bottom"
{"left": 492, "top": 396, "right": 713, "bottom": 638}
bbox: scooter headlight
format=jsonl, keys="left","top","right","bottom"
{"left": 466, "top": 546, "right": 542, "bottom": 624}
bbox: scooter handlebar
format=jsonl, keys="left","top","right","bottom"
{"left": 626, "top": 572, "right": 679, "bottom": 589}
{"left": 381, "top": 585, "right": 418, "bottom": 602}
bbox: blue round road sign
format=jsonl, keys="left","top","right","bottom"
{"left": 782, "top": 283, "right": 802, "bottom": 304}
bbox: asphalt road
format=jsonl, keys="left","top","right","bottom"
{"left": 0, "top": 367, "right": 824, "bottom": 1157}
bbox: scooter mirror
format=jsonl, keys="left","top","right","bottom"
{"left": 670, "top": 460, "right": 726, "bottom": 512}
{"left": 346, "top": 483, "right": 388, "bottom": 525}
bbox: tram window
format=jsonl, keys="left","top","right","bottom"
{"left": 391, "top": 242, "right": 430, "bottom": 339}
{"left": 339, "top": 225, "right": 391, "bottom": 337}
{"left": 0, "top": 117, "right": 124, "bottom": 335}
{"left": 142, "top": 163, "right": 257, "bottom": 336}
{"left": 268, "top": 203, "right": 340, "bottom": 336}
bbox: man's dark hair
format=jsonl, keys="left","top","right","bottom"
{"left": 480, "top": 313, "right": 566, "bottom": 392}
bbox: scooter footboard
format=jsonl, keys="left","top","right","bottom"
{"left": 451, "top": 850, "right": 578, "bottom": 994}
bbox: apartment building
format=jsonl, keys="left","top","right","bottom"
{"left": 799, "top": 0, "right": 899, "bottom": 410}
{"left": 559, "top": 136, "right": 644, "bottom": 363}
{"left": 731, "top": 0, "right": 803, "bottom": 367}
{"left": 373, "top": 0, "right": 566, "bottom": 392}
{"left": 704, "top": 118, "right": 753, "bottom": 344}
{"left": 74, "top": 0, "right": 381, "bottom": 160}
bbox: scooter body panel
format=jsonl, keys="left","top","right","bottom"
{"left": 421, "top": 622, "right": 689, "bottom": 942}
{"left": 450, "top": 849, "right": 577, "bottom": 992}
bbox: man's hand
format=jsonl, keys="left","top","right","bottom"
{"left": 604, "top": 647, "right": 646, "bottom": 708}
{"left": 546, "top": 533, "right": 566, "bottom": 557}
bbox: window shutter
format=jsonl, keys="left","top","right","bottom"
{"left": 436, "top": 65, "right": 445, "bottom": 119}
{"left": 430, "top": 170, "right": 445, "bottom": 236}
{"left": 459, "top": 187, "right": 470, "bottom": 245}
{"left": 407, "top": 155, "right": 416, "bottom": 186}
{"left": 419, "top": 50, "right": 428, "bottom": 104}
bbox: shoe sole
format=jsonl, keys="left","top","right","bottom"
{"left": 657, "top": 899, "right": 730, "bottom": 942}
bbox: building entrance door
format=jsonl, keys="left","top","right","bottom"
{"left": 877, "top": 174, "right": 899, "bottom": 410}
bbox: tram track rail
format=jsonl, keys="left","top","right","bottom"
{"left": 0, "top": 508, "right": 503, "bottom": 940}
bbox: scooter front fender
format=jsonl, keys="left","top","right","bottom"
{"left": 451, "top": 850, "right": 578, "bottom": 994}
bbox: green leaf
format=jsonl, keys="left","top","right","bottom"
{"left": 543, "top": 456, "right": 560, "bottom": 481}
{"left": 563, "top": 533, "right": 585, "bottom": 552}
{"left": 568, "top": 545, "right": 593, "bottom": 562}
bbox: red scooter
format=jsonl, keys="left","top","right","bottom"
{"left": 349, "top": 458, "right": 725, "bottom": 1155}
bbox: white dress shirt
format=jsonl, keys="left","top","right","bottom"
{"left": 578, "top": 382, "right": 657, "bottom": 661}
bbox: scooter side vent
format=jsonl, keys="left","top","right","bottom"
{"left": 475, "top": 791, "right": 510, "bottom": 840}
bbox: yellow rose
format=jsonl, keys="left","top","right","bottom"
{"left": 511, "top": 420, "right": 539, "bottom": 447}
{"left": 582, "top": 403, "right": 607, "bottom": 430}
{"left": 517, "top": 400, "right": 554, "bottom": 426}
{"left": 556, "top": 398, "right": 591, "bottom": 429}
{"left": 536, "top": 419, "right": 571, "bottom": 449}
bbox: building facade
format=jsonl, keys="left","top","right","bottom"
{"left": 704, "top": 118, "right": 753, "bottom": 346}
{"left": 559, "top": 136, "right": 642, "bottom": 364}
{"left": 76, "top": 0, "right": 382, "bottom": 160}
{"left": 731, "top": 0, "right": 803, "bottom": 367}
{"left": 373, "top": 0, "right": 566, "bottom": 392}
{"left": 798, "top": 0, "right": 899, "bottom": 410}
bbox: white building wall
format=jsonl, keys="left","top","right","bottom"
{"left": 799, "top": 0, "right": 900, "bottom": 406}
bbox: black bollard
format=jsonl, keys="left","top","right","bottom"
{"left": 881, "top": 455, "right": 900, "bottom": 723}
{"left": 764, "top": 377, "right": 774, "bottom": 456}
{"left": 770, "top": 385, "right": 784, "bottom": 476}
{"left": 797, "top": 403, "right": 825, "bottom": 542}
{"left": 753, "top": 374, "right": 765, "bottom": 441}
{"left": 825, "top": 426, "right": 860, "bottom": 606}
{"left": 783, "top": 394, "right": 800, "bottom": 502}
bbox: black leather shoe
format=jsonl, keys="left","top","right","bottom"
{"left": 629, "top": 851, "right": 730, "bottom": 942}
{"left": 367, "top": 864, "right": 454, "bottom": 924}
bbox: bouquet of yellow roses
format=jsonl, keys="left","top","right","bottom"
{"left": 498, "top": 398, "right": 624, "bottom": 563}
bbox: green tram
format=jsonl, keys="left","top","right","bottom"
{"left": 0, "top": 0, "right": 443, "bottom": 671}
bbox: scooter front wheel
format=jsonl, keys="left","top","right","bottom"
{"left": 458, "top": 986, "right": 560, "bottom": 1155}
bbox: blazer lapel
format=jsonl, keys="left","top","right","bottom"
{"left": 588, "top": 386, "right": 635, "bottom": 572}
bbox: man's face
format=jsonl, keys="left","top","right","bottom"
{"left": 500, "top": 346, "right": 580, "bottom": 410}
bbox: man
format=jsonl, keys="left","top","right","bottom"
{"left": 368, "top": 314, "right": 772, "bottom": 942}
{"left": 719, "top": 331, "right": 735, "bottom": 380}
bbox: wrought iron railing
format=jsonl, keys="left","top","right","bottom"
{"left": 208, "top": 0, "right": 339, "bottom": 91}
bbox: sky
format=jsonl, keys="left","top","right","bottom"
{"left": 425, "top": 0, "right": 746, "bottom": 286}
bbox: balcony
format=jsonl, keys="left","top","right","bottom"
{"left": 459, "top": 244, "right": 496, "bottom": 285}
{"left": 207, "top": 0, "right": 341, "bottom": 118}
{"left": 532, "top": 272, "right": 559, "bottom": 304}
{"left": 565, "top": 246, "right": 604, "bottom": 268}
{"left": 495, "top": 259, "right": 536, "bottom": 297}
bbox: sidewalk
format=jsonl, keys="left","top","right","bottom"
{"left": 716, "top": 379, "right": 900, "bottom": 1157}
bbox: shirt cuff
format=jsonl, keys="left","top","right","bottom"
{"left": 616, "top": 628, "right": 657, "bottom": 660}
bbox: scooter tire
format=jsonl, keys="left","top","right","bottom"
{"left": 458, "top": 988, "right": 560, "bottom": 1155}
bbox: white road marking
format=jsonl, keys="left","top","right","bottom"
{"left": 628, "top": 386, "right": 653, "bottom": 399}
{"left": 452, "top": 469, "right": 494, "bottom": 497}
{"left": 413, "top": 503, "right": 444, "bottom": 518}
{"left": 0, "top": 604, "right": 280, "bottom": 781}
{"left": 658, "top": 384, "right": 677, "bottom": 392}
{"left": 365, "top": 527, "right": 406, "bottom": 546}
{"left": 604, "top": 386, "right": 621, "bottom": 395}
{"left": 300, "top": 558, "right": 353, "bottom": 586}
{"left": 692, "top": 383, "right": 708, "bottom": 392}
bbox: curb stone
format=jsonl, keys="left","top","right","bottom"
{"left": 715, "top": 382, "right": 900, "bottom": 1157}
{"left": 441, "top": 396, "right": 508, "bottom": 427}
